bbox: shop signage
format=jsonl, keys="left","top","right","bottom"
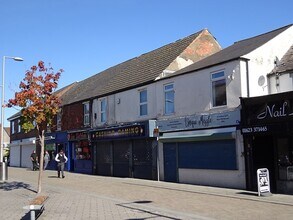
{"left": 68, "top": 131, "right": 88, "bottom": 141}
{"left": 257, "top": 168, "right": 271, "bottom": 197}
{"left": 257, "top": 101, "right": 293, "bottom": 120}
{"left": 157, "top": 109, "right": 240, "bottom": 132}
{"left": 241, "top": 125, "right": 269, "bottom": 134}
{"left": 241, "top": 92, "right": 293, "bottom": 126}
{"left": 91, "top": 124, "right": 146, "bottom": 140}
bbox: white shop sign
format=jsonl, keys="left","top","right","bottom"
{"left": 257, "top": 168, "right": 272, "bottom": 197}
{"left": 157, "top": 109, "right": 240, "bottom": 132}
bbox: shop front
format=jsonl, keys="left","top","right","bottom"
{"left": 241, "top": 91, "right": 293, "bottom": 195}
{"left": 90, "top": 120, "right": 157, "bottom": 180}
{"left": 9, "top": 138, "right": 36, "bottom": 168}
{"left": 45, "top": 131, "right": 69, "bottom": 170}
{"left": 67, "top": 130, "right": 92, "bottom": 174}
{"left": 157, "top": 109, "right": 246, "bottom": 189}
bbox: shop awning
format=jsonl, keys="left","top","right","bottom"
{"left": 158, "top": 127, "right": 236, "bottom": 143}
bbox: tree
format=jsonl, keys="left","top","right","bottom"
{"left": 7, "top": 61, "right": 63, "bottom": 193}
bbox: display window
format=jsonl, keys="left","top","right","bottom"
{"left": 45, "top": 143, "right": 56, "bottom": 161}
{"left": 75, "top": 140, "right": 91, "bottom": 160}
{"left": 277, "top": 137, "right": 293, "bottom": 181}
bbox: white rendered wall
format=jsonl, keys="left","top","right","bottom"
{"left": 243, "top": 26, "right": 293, "bottom": 97}
{"left": 92, "top": 61, "right": 242, "bottom": 126}
{"left": 268, "top": 72, "right": 293, "bottom": 94}
{"left": 155, "top": 60, "right": 241, "bottom": 119}
{"left": 92, "top": 84, "right": 158, "bottom": 127}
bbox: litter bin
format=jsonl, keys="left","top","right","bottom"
{"left": 0, "top": 162, "right": 8, "bottom": 181}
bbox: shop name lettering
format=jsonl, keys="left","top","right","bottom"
{"left": 257, "top": 101, "right": 293, "bottom": 120}
{"left": 185, "top": 115, "right": 212, "bottom": 128}
{"left": 95, "top": 126, "right": 143, "bottom": 138}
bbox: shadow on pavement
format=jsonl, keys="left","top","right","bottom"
{"left": 236, "top": 191, "right": 258, "bottom": 197}
{"left": 48, "top": 176, "right": 59, "bottom": 178}
{"left": 0, "top": 181, "right": 36, "bottom": 193}
{"left": 117, "top": 200, "right": 181, "bottom": 220}
{"left": 21, "top": 209, "right": 43, "bottom": 220}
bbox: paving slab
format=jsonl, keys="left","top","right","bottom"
{"left": 1, "top": 167, "right": 293, "bottom": 220}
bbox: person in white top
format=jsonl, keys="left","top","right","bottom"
{"left": 55, "top": 149, "right": 68, "bottom": 178}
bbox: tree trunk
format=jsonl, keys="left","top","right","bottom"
{"left": 37, "top": 129, "right": 45, "bottom": 194}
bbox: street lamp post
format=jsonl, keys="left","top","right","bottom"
{"left": 0, "top": 56, "right": 23, "bottom": 181}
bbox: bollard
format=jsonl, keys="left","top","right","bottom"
{"left": 0, "top": 162, "right": 8, "bottom": 181}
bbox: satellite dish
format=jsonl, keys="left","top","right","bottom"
{"left": 258, "top": 75, "right": 266, "bottom": 87}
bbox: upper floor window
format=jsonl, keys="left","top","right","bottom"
{"left": 83, "top": 102, "right": 90, "bottom": 126}
{"left": 211, "top": 71, "right": 227, "bottom": 107}
{"left": 164, "top": 83, "right": 174, "bottom": 114}
{"left": 56, "top": 111, "right": 62, "bottom": 131}
{"left": 11, "top": 121, "right": 15, "bottom": 134}
{"left": 17, "top": 119, "right": 21, "bottom": 133}
{"left": 139, "top": 90, "right": 148, "bottom": 116}
{"left": 100, "top": 99, "right": 107, "bottom": 123}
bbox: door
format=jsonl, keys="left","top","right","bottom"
{"left": 252, "top": 135, "right": 276, "bottom": 192}
{"left": 113, "top": 141, "right": 131, "bottom": 177}
{"left": 133, "top": 139, "right": 153, "bottom": 180}
{"left": 96, "top": 142, "right": 112, "bottom": 176}
{"left": 163, "top": 143, "right": 177, "bottom": 182}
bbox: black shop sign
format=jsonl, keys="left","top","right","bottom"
{"left": 91, "top": 124, "right": 146, "bottom": 140}
{"left": 241, "top": 92, "right": 293, "bottom": 126}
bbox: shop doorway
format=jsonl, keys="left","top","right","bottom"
{"left": 113, "top": 141, "right": 131, "bottom": 177}
{"left": 163, "top": 143, "right": 178, "bottom": 182}
{"left": 251, "top": 136, "right": 276, "bottom": 192}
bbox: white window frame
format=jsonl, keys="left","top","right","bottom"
{"left": 100, "top": 98, "right": 107, "bottom": 123}
{"left": 17, "top": 119, "right": 21, "bottom": 133}
{"left": 211, "top": 71, "right": 227, "bottom": 107}
{"left": 11, "top": 121, "right": 15, "bottom": 134}
{"left": 139, "top": 89, "right": 148, "bottom": 116}
{"left": 83, "top": 102, "right": 90, "bottom": 126}
{"left": 56, "top": 111, "right": 62, "bottom": 131}
{"left": 164, "top": 83, "right": 175, "bottom": 115}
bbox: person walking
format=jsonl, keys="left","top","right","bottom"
{"left": 55, "top": 149, "right": 68, "bottom": 178}
{"left": 30, "top": 150, "right": 38, "bottom": 171}
{"left": 44, "top": 150, "right": 50, "bottom": 170}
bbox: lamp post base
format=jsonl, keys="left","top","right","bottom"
{"left": 0, "top": 162, "right": 8, "bottom": 181}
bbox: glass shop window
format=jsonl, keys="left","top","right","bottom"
{"left": 277, "top": 138, "right": 293, "bottom": 181}
{"left": 75, "top": 141, "right": 91, "bottom": 160}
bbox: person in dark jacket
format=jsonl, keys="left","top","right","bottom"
{"left": 30, "top": 150, "right": 38, "bottom": 171}
{"left": 55, "top": 150, "right": 68, "bottom": 178}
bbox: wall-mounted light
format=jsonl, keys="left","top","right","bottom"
{"left": 117, "top": 98, "right": 120, "bottom": 104}
{"left": 228, "top": 70, "right": 235, "bottom": 80}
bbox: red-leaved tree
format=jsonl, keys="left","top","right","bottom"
{"left": 8, "top": 61, "right": 63, "bottom": 193}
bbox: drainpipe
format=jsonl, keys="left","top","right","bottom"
{"left": 245, "top": 59, "right": 250, "bottom": 98}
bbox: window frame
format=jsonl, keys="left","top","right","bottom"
{"left": 17, "top": 119, "right": 21, "bottom": 133}
{"left": 100, "top": 98, "right": 107, "bottom": 123}
{"left": 211, "top": 71, "right": 227, "bottom": 107}
{"left": 139, "top": 89, "right": 148, "bottom": 116}
{"left": 164, "top": 83, "right": 175, "bottom": 115}
{"left": 11, "top": 121, "right": 15, "bottom": 134}
{"left": 83, "top": 101, "right": 90, "bottom": 126}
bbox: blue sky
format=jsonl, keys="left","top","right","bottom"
{"left": 0, "top": 0, "right": 292, "bottom": 126}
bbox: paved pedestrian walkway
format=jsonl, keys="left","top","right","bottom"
{"left": 1, "top": 167, "right": 293, "bottom": 219}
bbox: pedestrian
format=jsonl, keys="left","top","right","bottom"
{"left": 55, "top": 149, "right": 68, "bottom": 178}
{"left": 44, "top": 150, "right": 50, "bottom": 170}
{"left": 30, "top": 150, "right": 38, "bottom": 171}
